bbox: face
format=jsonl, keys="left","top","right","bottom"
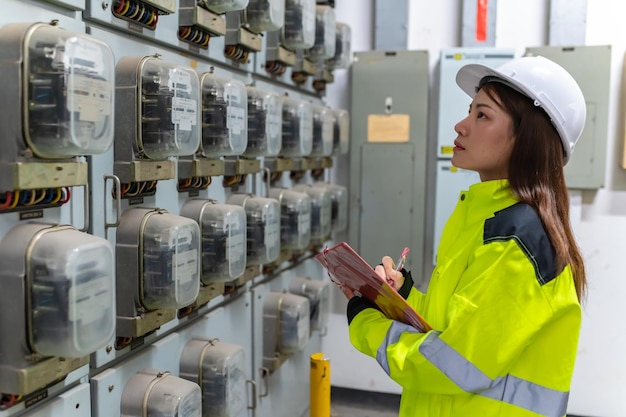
{"left": 452, "top": 88, "right": 516, "bottom": 181}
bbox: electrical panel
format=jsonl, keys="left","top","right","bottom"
{"left": 226, "top": 193, "right": 281, "bottom": 265}
{"left": 288, "top": 277, "right": 329, "bottom": 332}
{"left": 198, "top": 73, "right": 248, "bottom": 158}
{"left": 525, "top": 45, "right": 611, "bottom": 189}
{"left": 280, "top": 96, "right": 313, "bottom": 157}
{"left": 245, "top": 86, "right": 283, "bottom": 157}
{"left": 179, "top": 338, "right": 247, "bottom": 417}
{"left": 292, "top": 183, "right": 331, "bottom": 246}
{"left": 180, "top": 199, "right": 247, "bottom": 283}
{"left": 120, "top": 368, "right": 202, "bottom": 417}
{"left": 436, "top": 48, "right": 516, "bottom": 158}
{"left": 268, "top": 187, "right": 312, "bottom": 250}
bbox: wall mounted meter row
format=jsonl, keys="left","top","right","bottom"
{"left": 115, "top": 208, "right": 201, "bottom": 338}
{"left": 226, "top": 194, "right": 280, "bottom": 266}
{"left": 268, "top": 187, "right": 311, "bottom": 251}
{"left": 0, "top": 22, "right": 115, "bottom": 192}
{"left": 180, "top": 199, "right": 247, "bottom": 284}
{"left": 0, "top": 223, "right": 115, "bottom": 396}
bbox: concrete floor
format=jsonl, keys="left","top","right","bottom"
{"left": 330, "top": 387, "right": 400, "bottom": 417}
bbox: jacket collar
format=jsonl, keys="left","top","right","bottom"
{"left": 459, "top": 180, "right": 518, "bottom": 225}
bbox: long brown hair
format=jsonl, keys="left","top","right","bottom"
{"left": 480, "top": 80, "right": 587, "bottom": 301}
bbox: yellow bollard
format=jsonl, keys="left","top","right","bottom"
{"left": 310, "top": 352, "right": 331, "bottom": 417}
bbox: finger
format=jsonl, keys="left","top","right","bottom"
{"left": 374, "top": 264, "right": 386, "bottom": 280}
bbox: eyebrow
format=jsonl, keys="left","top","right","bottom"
{"left": 469, "top": 102, "right": 495, "bottom": 111}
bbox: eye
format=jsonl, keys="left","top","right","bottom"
{"left": 477, "top": 111, "right": 486, "bottom": 119}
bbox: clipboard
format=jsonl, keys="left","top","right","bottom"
{"left": 315, "top": 242, "right": 431, "bottom": 332}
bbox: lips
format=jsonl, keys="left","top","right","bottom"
{"left": 454, "top": 140, "right": 465, "bottom": 150}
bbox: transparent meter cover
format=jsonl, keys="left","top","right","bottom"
{"left": 268, "top": 188, "right": 311, "bottom": 250}
{"left": 288, "top": 277, "right": 330, "bottom": 331}
{"left": 200, "top": 74, "right": 248, "bottom": 158}
{"left": 292, "top": 184, "right": 331, "bottom": 245}
{"left": 181, "top": 200, "right": 247, "bottom": 284}
{"left": 226, "top": 194, "right": 281, "bottom": 265}
{"left": 277, "top": 293, "right": 310, "bottom": 353}
{"left": 28, "top": 228, "right": 114, "bottom": 358}
{"left": 247, "top": 0, "right": 285, "bottom": 33}
{"left": 310, "top": 105, "right": 334, "bottom": 157}
{"left": 181, "top": 339, "right": 246, "bottom": 417}
{"left": 198, "top": 0, "right": 249, "bottom": 14}
{"left": 313, "top": 182, "right": 348, "bottom": 232}
{"left": 245, "top": 87, "right": 282, "bottom": 157}
{"left": 332, "top": 108, "right": 349, "bottom": 155}
{"left": 280, "top": 97, "right": 313, "bottom": 157}
{"left": 307, "top": 5, "right": 336, "bottom": 62}
{"left": 141, "top": 213, "right": 201, "bottom": 310}
{"left": 327, "top": 22, "right": 352, "bottom": 70}
{"left": 281, "top": 0, "right": 316, "bottom": 50}
{"left": 121, "top": 369, "right": 202, "bottom": 417}
{"left": 136, "top": 58, "right": 200, "bottom": 159}
{"left": 24, "top": 25, "right": 115, "bottom": 159}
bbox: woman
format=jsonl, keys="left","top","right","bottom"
{"left": 342, "top": 56, "right": 587, "bottom": 417}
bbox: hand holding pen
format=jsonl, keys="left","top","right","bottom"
{"left": 386, "top": 247, "right": 410, "bottom": 288}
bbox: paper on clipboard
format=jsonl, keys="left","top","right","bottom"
{"left": 315, "top": 242, "right": 431, "bottom": 332}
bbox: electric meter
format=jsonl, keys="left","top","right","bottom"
{"left": 0, "top": 22, "right": 114, "bottom": 159}
{"left": 120, "top": 369, "right": 202, "bottom": 417}
{"left": 226, "top": 194, "right": 281, "bottom": 265}
{"left": 332, "top": 108, "right": 349, "bottom": 155}
{"left": 327, "top": 22, "right": 352, "bottom": 70}
{"left": 180, "top": 339, "right": 246, "bottom": 417}
{"left": 310, "top": 105, "right": 334, "bottom": 157}
{"left": 115, "top": 56, "right": 200, "bottom": 160}
{"left": 292, "top": 184, "right": 331, "bottom": 245}
{"left": 289, "top": 277, "right": 329, "bottom": 331}
{"left": 313, "top": 182, "right": 348, "bottom": 233}
{"left": 246, "top": 0, "right": 285, "bottom": 33}
{"left": 280, "top": 96, "right": 313, "bottom": 157}
{"left": 199, "top": 74, "right": 248, "bottom": 158}
{"left": 116, "top": 208, "right": 201, "bottom": 312}
{"left": 268, "top": 188, "right": 311, "bottom": 251}
{"left": 245, "top": 86, "right": 282, "bottom": 158}
{"left": 281, "top": 0, "right": 315, "bottom": 50}
{"left": 307, "top": 5, "right": 336, "bottom": 62}
{"left": 0, "top": 223, "right": 114, "bottom": 358}
{"left": 263, "top": 292, "right": 310, "bottom": 356}
{"left": 198, "top": 0, "right": 249, "bottom": 13}
{"left": 180, "top": 199, "right": 247, "bottom": 283}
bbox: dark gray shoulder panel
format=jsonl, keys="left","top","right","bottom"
{"left": 483, "top": 203, "right": 557, "bottom": 285}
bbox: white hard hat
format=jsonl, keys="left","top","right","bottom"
{"left": 456, "top": 55, "right": 586, "bottom": 165}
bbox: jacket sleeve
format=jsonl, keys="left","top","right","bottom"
{"left": 348, "top": 239, "right": 566, "bottom": 394}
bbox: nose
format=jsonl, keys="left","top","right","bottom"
{"left": 454, "top": 117, "right": 467, "bottom": 136}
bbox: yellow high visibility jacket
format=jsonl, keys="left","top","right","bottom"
{"left": 347, "top": 180, "right": 581, "bottom": 417}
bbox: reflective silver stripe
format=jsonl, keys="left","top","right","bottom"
{"left": 376, "top": 321, "right": 421, "bottom": 376}
{"left": 419, "top": 332, "right": 569, "bottom": 417}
